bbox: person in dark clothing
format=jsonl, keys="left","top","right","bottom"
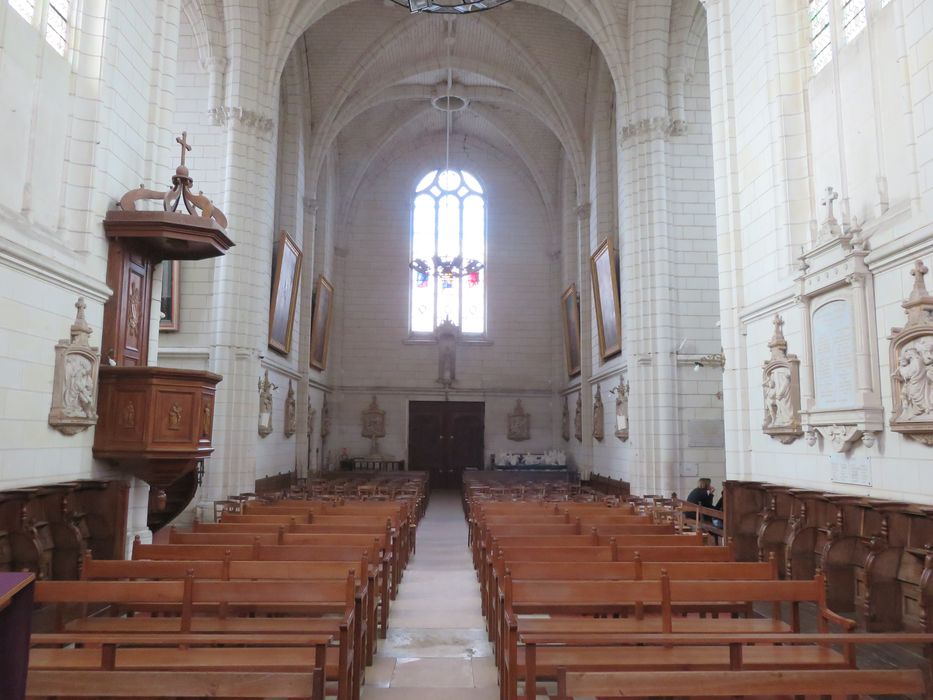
{"left": 686, "top": 478, "right": 715, "bottom": 509}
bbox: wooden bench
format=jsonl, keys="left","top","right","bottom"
{"left": 28, "top": 633, "right": 326, "bottom": 700}
{"left": 556, "top": 664, "right": 931, "bottom": 699}
{"left": 33, "top": 576, "right": 359, "bottom": 700}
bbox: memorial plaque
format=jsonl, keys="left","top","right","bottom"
{"left": 687, "top": 420, "right": 725, "bottom": 448}
{"left": 812, "top": 299, "right": 856, "bottom": 408}
{"left": 830, "top": 453, "right": 872, "bottom": 487}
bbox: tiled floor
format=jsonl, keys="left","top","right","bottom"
{"left": 362, "top": 491, "right": 498, "bottom": 700}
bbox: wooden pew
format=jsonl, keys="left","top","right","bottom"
{"left": 556, "top": 662, "right": 931, "bottom": 699}
{"left": 28, "top": 633, "right": 326, "bottom": 700}
{"left": 27, "top": 669, "right": 320, "bottom": 698}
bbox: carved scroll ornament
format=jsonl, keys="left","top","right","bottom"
{"left": 507, "top": 399, "right": 530, "bottom": 442}
{"left": 889, "top": 260, "right": 933, "bottom": 445}
{"left": 49, "top": 298, "right": 101, "bottom": 435}
{"left": 761, "top": 314, "right": 803, "bottom": 444}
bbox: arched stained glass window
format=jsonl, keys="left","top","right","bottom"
{"left": 410, "top": 169, "right": 486, "bottom": 335}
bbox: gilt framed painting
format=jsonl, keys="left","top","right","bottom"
{"left": 159, "top": 260, "right": 180, "bottom": 332}
{"left": 309, "top": 274, "right": 335, "bottom": 371}
{"left": 560, "top": 284, "right": 582, "bottom": 377}
{"left": 268, "top": 230, "right": 302, "bottom": 355}
{"left": 590, "top": 238, "right": 621, "bottom": 360}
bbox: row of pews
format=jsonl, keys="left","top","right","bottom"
{"left": 23, "top": 473, "right": 428, "bottom": 699}
{"left": 466, "top": 480, "right": 933, "bottom": 699}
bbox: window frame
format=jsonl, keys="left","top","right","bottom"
{"left": 5, "top": 0, "right": 74, "bottom": 56}
{"left": 407, "top": 167, "right": 489, "bottom": 339}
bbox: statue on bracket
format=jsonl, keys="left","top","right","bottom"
{"left": 889, "top": 260, "right": 933, "bottom": 445}
{"left": 507, "top": 399, "right": 531, "bottom": 441}
{"left": 574, "top": 393, "right": 583, "bottom": 442}
{"left": 49, "top": 298, "right": 100, "bottom": 435}
{"left": 284, "top": 380, "right": 297, "bottom": 438}
{"left": 308, "top": 397, "right": 317, "bottom": 437}
{"left": 361, "top": 395, "right": 386, "bottom": 456}
{"left": 320, "top": 396, "right": 330, "bottom": 439}
{"left": 561, "top": 396, "right": 571, "bottom": 442}
{"left": 258, "top": 370, "right": 275, "bottom": 438}
{"left": 613, "top": 376, "right": 629, "bottom": 441}
{"left": 761, "top": 314, "right": 803, "bottom": 444}
{"left": 436, "top": 319, "right": 460, "bottom": 389}
{"left": 592, "top": 385, "right": 605, "bottom": 441}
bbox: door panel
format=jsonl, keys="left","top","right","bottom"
{"left": 408, "top": 401, "right": 484, "bottom": 489}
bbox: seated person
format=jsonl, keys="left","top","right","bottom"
{"left": 686, "top": 478, "right": 716, "bottom": 509}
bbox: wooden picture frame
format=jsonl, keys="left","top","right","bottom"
{"left": 309, "top": 274, "right": 335, "bottom": 371}
{"left": 560, "top": 284, "right": 582, "bottom": 377}
{"left": 159, "top": 260, "right": 180, "bottom": 332}
{"left": 590, "top": 238, "right": 622, "bottom": 360}
{"left": 268, "top": 230, "right": 303, "bottom": 355}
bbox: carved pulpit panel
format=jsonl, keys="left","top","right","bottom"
{"left": 889, "top": 260, "right": 933, "bottom": 445}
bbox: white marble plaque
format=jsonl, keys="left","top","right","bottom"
{"left": 687, "top": 420, "right": 725, "bottom": 448}
{"left": 812, "top": 299, "right": 856, "bottom": 409}
{"left": 830, "top": 453, "right": 872, "bottom": 487}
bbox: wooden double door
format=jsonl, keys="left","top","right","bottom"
{"left": 408, "top": 401, "right": 484, "bottom": 489}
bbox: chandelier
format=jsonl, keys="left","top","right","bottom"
{"left": 410, "top": 254, "right": 484, "bottom": 281}
{"left": 389, "top": 0, "right": 513, "bottom": 13}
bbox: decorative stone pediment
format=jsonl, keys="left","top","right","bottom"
{"left": 761, "top": 315, "right": 803, "bottom": 444}
{"left": 889, "top": 260, "right": 933, "bottom": 445}
{"left": 613, "top": 376, "right": 629, "bottom": 441}
{"left": 48, "top": 298, "right": 100, "bottom": 435}
{"left": 507, "top": 399, "right": 530, "bottom": 442}
{"left": 258, "top": 370, "right": 275, "bottom": 438}
{"left": 561, "top": 396, "right": 571, "bottom": 442}
{"left": 592, "top": 385, "right": 605, "bottom": 441}
{"left": 284, "top": 380, "right": 296, "bottom": 438}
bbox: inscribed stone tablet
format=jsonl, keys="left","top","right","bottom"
{"left": 812, "top": 299, "right": 856, "bottom": 408}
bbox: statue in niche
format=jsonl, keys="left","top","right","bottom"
{"left": 889, "top": 260, "right": 933, "bottom": 445}
{"left": 284, "top": 380, "right": 297, "bottom": 438}
{"left": 613, "top": 376, "right": 629, "bottom": 441}
{"left": 592, "top": 385, "right": 605, "bottom": 441}
{"left": 361, "top": 396, "right": 386, "bottom": 456}
{"left": 49, "top": 298, "right": 100, "bottom": 435}
{"left": 320, "top": 396, "right": 330, "bottom": 439}
{"left": 435, "top": 319, "right": 460, "bottom": 389}
{"left": 507, "top": 399, "right": 531, "bottom": 442}
{"left": 258, "top": 370, "right": 275, "bottom": 438}
{"left": 574, "top": 393, "right": 583, "bottom": 442}
{"left": 761, "top": 314, "right": 803, "bottom": 444}
{"left": 561, "top": 396, "right": 571, "bottom": 442}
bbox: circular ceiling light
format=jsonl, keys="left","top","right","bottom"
{"left": 431, "top": 93, "right": 469, "bottom": 112}
{"left": 389, "top": 0, "right": 513, "bottom": 14}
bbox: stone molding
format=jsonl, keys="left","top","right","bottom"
{"left": 621, "top": 117, "right": 688, "bottom": 143}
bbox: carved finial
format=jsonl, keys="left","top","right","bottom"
{"left": 910, "top": 260, "right": 930, "bottom": 301}
{"left": 176, "top": 131, "right": 192, "bottom": 170}
{"left": 768, "top": 314, "right": 787, "bottom": 361}
{"left": 70, "top": 296, "right": 92, "bottom": 346}
{"left": 821, "top": 186, "right": 839, "bottom": 223}
{"left": 901, "top": 259, "right": 933, "bottom": 328}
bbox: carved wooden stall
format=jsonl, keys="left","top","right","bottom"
{"left": 93, "top": 133, "right": 232, "bottom": 531}
{"left": 0, "top": 480, "right": 127, "bottom": 579}
{"left": 725, "top": 480, "right": 933, "bottom": 632}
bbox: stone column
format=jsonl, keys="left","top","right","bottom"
{"left": 575, "top": 203, "right": 594, "bottom": 479}
{"left": 296, "top": 196, "right": 319, "bottom": 477}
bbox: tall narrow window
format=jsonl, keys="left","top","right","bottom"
{"left": 8, "top": 0, "right": 35, "bottom": 23}
{"left": 841, "top": 0, "right": 867, "bottom": 42}
{"left": 410, "top": 169, "right": 486, "bottom": 335}
{"left": 809, "top": 0, "right": 833, "bottom": 73}
{"left": 45, "top": 0, "right": 70, "bottom": 54}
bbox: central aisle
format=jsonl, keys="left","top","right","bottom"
{"left": 362, "top": 491, "right": 498, "bottom": 699}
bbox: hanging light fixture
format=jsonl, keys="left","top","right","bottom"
{"left": 390, "top": 0, "right": 513, "bottom": 14}
{"left": 409, "top": 22, "right": 485, "bottom": 282}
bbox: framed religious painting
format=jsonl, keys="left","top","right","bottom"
{"left": 590, "top": 238, "right": 621, "bottom": 360}
{"left": 268, "top": 230, "right": 303, "bottom": 355}
{"left": 560, "top": 284, "right": 582, "bottom": 377}
{"left": 309, "top": 274, "right": 335, "bottom": 371}
{"left": 159, "top": 260, "right": 180, "bottom": 332}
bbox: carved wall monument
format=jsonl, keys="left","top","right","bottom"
{"left": 435, "top": 319, "right": 460, "bottom": 389}
{"left": 321, "top": 396, "right": 330, "bottom": 439}
{"left": 258, "top": 370, "right": 275, "bottom": 437}
{"left": 889, "top": 260, "right": 933, "bottom": 445}
{"left": 613, "top": 376, "right": 629, "bottom": 441}
{"left": 592, "top": 385, "right": 605, "bottom": 441}
{"left": 761, "top": 314, "right": 803, "bottom": 444}
{"left": 284, "top": 380, "right": 297, "bottom": 438}
{"left": 361, "top": 395, "right": 386, "bottom": 455}
{"left": 507, "top": 399, "right": 531, "bottom": 441}
{"left": 49, "top": 298, "right": 101, "bottom": 435}
{"left": 561, "top": 396, "right": 571, "bottom": 442}
{"left": 574, "top": 393, "right": 583, "bottom": 442}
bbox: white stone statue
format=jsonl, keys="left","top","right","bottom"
{"left": 284, "top": 380, "right": 297, "bottom": 438}
{"left": 435, "top": 319, "right": 460, "bottom": 389}
{"left": 890, "top": 260, "right": 933, "bottom": 444}
{"left": 561, "top": 396, "right": 571, "bottom": 442}
{"left": 614, "top": 377, "right": 629, "bottom": 441}
{"left": 761, "top": 314, "right": 803, "bottom": 443}
{"left": 592, "top": 385, "right": 604, "bottom": 441}
{"left": 574, "top": 393, "right": 583, "bottom": 442}
{"left": 49, "top": 298, "right": 100, "bottom": 435}
{"left": 763, "top": 366, "right": 794, "bottom": 427}
{"left": 258, "top": 370, "right": 275, "bottom": 437}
